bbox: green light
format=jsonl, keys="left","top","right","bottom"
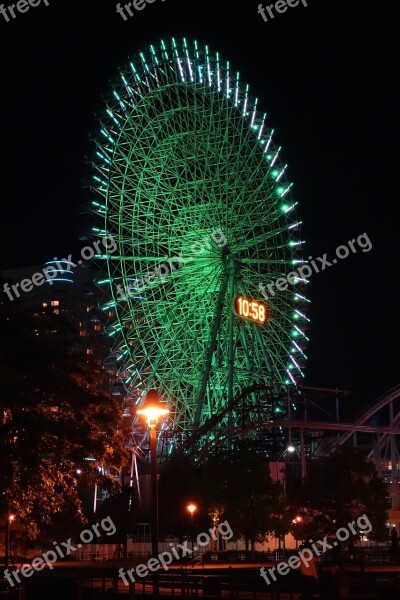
{"left": 90, "top": 37, "right": 307, "bottom": 452}
{"left": 117, "top": 349, "right": 129, "bottom": 362}
{"left": 91, "top": 201, "right": 107, "bottom": 210}
{"left": 102, "top": 301, "right": 116, "bottom": 311}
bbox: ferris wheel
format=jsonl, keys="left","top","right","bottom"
{"left": 90, "top": 38, "right": 309, "bottom": 450}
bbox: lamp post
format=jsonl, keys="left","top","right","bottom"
{"left": 5, "top": 514, "right": 15, "bottom": 568}
{"left": 137, "top": 390, "right": 169, "bottom": 599}
{"left": 275, "top": 444, "right": 296, "bottom": 484}
{"left": 186, "top": 503, "right": 198, "bottom": 554}
{"left": 274, "top": 446, "right": 295, "bottom": 551}
{"left": 292, "top": 515, "right": 303, "bottom": 549}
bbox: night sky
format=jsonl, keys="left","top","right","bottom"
{"left": 0, "top": 0, "right": 398, "bottom": 415}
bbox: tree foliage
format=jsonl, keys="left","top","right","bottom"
{"left": 158, "top": 454, "right": 205, "bottom": 540}
{"left": 287, "top": 446, "right": 390, "bottom": 542}
{"left": 0, "top": 290, "right": 128, "bottom": 539}
{"left": 157, "top": 444, "right": 389, "bottom": 549}
{"left": 201, "top": 442, "right": 283, "bottom": 551}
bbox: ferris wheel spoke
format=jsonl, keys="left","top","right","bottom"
{"left": 131, "top": 263, "right": 224, "bottom": 380}
{"left": 234, "top": 226, "right": 289, "bottom": 254}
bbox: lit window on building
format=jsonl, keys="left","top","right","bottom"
{"left": 53, "top": 309, "right": 60, "bottom": 315}
{"left": 86, "top": 348, "right": 93, "bottom": 355}
{"left": 42, "top": 302, "right": 48, "bottom": 308}
{"left": 94, "top": 323, "right": 101, "bottom": 331}
{"left": 51, "top": 300, "right": 59, "bottom": 307}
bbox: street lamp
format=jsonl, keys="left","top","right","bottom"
{"left": 186, "top": 503, "right": 198, "bottom": 554}
{"left": 292, "top": 515, "right": 303, "bottom": 549}
{"left": 275, "top": 445, "right": 296, "bottom": 483}
{"left": 186, "top": 503, "right": 197, "bottom": 517}
{"left": 5, "top": 514, "right": 15, "bottom": 568}
{"left": 274, "top": 446, "right": 295, "bottom": 552}
{"left": 292, "top": 516, "right": 303, "bottom": 524}
{"left": 137, "top": 390, "right": 169, "bottom": 598}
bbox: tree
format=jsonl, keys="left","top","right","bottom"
{"left": 0, "top": 288, "right": 128, "bottom": 540}
{"left": 202, "top": 442, "right": 283, "bottom": 554}
{"left": 158, "top": 454, "right": 205, "bottom": 541}
{"left": 96, "top": 485, "right": 138, "bottom": 558}
{"left": 287, "top": 447, "right": 390, "bottom": 542}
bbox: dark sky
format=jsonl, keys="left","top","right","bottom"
{"left": 0, "top": 0, "right": 398, "bottom": 414}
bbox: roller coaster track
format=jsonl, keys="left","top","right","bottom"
{"left": 338, "top": 384, "right": 400, "bottom": 446}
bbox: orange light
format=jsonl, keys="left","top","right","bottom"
{"left": 234, "top": 296, "right": 267, "bottom": 324}
{"left": 8, "top": 514, "right": 15, "bottom": 523}
{"left": 186, "top": 503, "right": 198, "bottom": 516}
{"left": 292, "top": 515, "right": 303, "bottom": 524}
{"left": 137, "top": 390, "right": 169, "bottom": 427}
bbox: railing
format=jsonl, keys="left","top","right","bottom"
{"left": 73, "top": 545, "right": 397, "bottom": 564}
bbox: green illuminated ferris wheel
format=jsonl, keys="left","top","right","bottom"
{"left": 91, "top": 38, "right": 309, "bottom": 451}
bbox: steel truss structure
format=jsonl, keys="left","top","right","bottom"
{"left": 209, "top": 384, "right": 400, "bottom": 510}
{"left": 90, "top": 38, "right": 309, "bottom": 453}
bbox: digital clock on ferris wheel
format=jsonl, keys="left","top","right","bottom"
{"left": 234, "top": 296, "right": 268, "bottom": 324}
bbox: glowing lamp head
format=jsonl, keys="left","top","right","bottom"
{"left": 186, "top": 503, "right": 198, "bottom": 516}
{"left": 292, "top": 515, "right": 303, "bottom": 524}
{"left": 8, "top": 514, "right": 15, "bottom": 523}
{"left": 137, "top": 389, "right": 169, "bottom": 427}
{"left": 287, "top": 445, "right": 296, "bottom": 453}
